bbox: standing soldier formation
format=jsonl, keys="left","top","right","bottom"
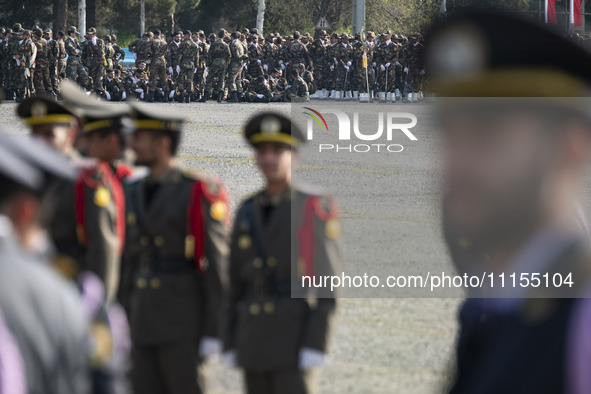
{"left": 0, "top": 25, "right": 428, "bottom": 103}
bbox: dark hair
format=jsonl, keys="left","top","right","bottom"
{"left": 0, "top": 174, "right": 31, "bottom": 207}
{"left": 153, "top": 29, "right": 161, "bottom": 36}
{"left": 290, "top": 69, "right": 298, "bottom": 77}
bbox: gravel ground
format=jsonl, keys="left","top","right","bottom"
{"left": 0, "top": 99, "right": 461, "bottom": 394}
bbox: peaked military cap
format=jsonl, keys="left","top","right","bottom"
{"left": 44, "top": 28, "right": 52, "bottom": 34}
{"left": 128, "top": 101, "right": 185, "bottom": 134}
{"left": 86, "top": 27, "right": 96, "bottom": 34}
{"left": 0, "top": 131, "right": 76, "bottom": 192}
{"left": 244, "top": 112, "right": 305, "bottom": 149}
{"left": 16, "top": 96, "right": 79, "bottom": 126}
{"left": 425, "top": 11, "right": 591, "bottom": 97}
{"left": 67, "top": 26, "right": 79, "bottom": 34}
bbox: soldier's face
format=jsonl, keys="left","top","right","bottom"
{"left": 255, "top": 142, "right": 293, "bottom": 183}
{"left": 87, "top": 131, "right": 120, "bottom": 161}
{"left": 175, "top": 35, "right": 181, "bottom": 42}
{"left": 440, "top": 106, "right": 586, "bottom": 256}
{"left": 31, "top": 124, "right": 76, "bottom": 154}
{"left": 130, "top": 130, "right": 162, "bottom": 166}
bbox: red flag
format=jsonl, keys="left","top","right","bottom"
{"left": 546, "top": 0, "right": 557, "bottom": 24}
{"left": 570, "top": 0, "right": 583, "bottom": 27}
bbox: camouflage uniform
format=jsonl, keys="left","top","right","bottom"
{"left": 201, "top": 37, "right": 230, "bottom": 101}
{"left": 178, "top": 37, "right": 198, "bottom": 102}
{"left": 228, "top": 37, "right": 247, "bottom": 98}
{"left": 148, "top": 36, "right": 168, "bottom": 101}
{"left": 244, "top": 76, "right": 272, "bottom": 102}
{"left": 261, "top": 39, "right": 278, "bottom": 72}
{"left": 353, "top": 41, "right": 374, "bottom": 94}
{"left": 86, "top": 33, "right": 105, "bottom": 93}
{"left": 57, "top": 37, "right": 67, "bottom": 80}
{"left": 193, "top": 39, "right": 209, "bottom": 99}
{"left": 104, "top": 39, "right": 115, "bottom": 70}
{"left": 332, "top": 41, "right": 352, "bottom": 93}
{"left": 246, "top": 41, "right": 263, "bottom": 80}
{"left": 375, "top": 39, "right": 397, "bottom": 94}
{"left": 65, "top": 33, "right": 90, "bottom": 89}
{"left": 166, "top": 39, "right": 182, "bottom": 84}
{"left": 310, "top": 36, "right": 327, "bottom": 93}
{"left": 104, "top": 74, "right": 125, "bottom": 101}
{"left": 402, "top": 39, "right": 424, "bottom": 95}
{"left": 285, "top": 75, "right": 308, "bottom": 102}
{"left": 111, "top": 37, "right": 126, "bottom": 67}
{"left": 46, "top": 34, "right": 60, "bottom": 93}
{"left": 33, "top": 35, "right": 52, "bottom": 94}
{"left": 285, "top": 39, "right": 308, "bottom": 82}
{"left": 16, "top": 34, "right": 37, "bottom": 99}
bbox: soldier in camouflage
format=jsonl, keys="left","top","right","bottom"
{"left": 65, "top": 26, "right": 90, "bottom": 90}
{"left": 32, "top": 28, "right": 54, "bottom": 97}
{"left": 15, "top": 30, "right": 36, "bottom": 101}
{"left": 177, "top": 30, "right": 198, "bottom": 103}
{"left": 86, "top": 27, "right": 105, "bottom": 96}
{"left": 198, "top": 29, "right": 230, "bottom": 103}
{"left": 44, "top": 29, "right": 60, "bottom": 95}
{"left": 147, "top": 29, "right": 168, "bottom": 103}
{"left": 227, "top": 31, "right": 247, "bottom": 103}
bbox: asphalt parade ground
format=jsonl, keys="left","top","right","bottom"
{"left": 0, "top": 100, "right": 460, "bottom": 394}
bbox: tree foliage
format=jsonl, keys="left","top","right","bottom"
{"left": 0, "top": 0, "right": 563, "bottom": 41}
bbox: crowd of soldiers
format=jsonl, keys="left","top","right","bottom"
{"left": 0, "top": 22, "right": 426, "bottom": 104}
{"left": 0, "top": 79, "right": 341, "bottom": 394}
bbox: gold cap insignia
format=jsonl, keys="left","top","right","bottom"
{"left": 31, "top": 101, "right": 47, "bottom": 118}
{"left": 94, "top": 186, "right": 111, "bottom": 207}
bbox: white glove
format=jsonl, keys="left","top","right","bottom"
{"left": 15, "top": 59, "right": 21, "bottom": 67}
{"left": 205, "top": 67, "right": 209, "bottom": 73}
{"left": 105, "top": 91, "right": 111, "bottom": 100}
{"left": 91, "top": 37, "right": 97, "bottom": 45}
{"left": 333, "top": 57, "right": 338, "bottom": 65}
{"left": 122, "top": 91, "right": 127, "bottom": 100}
{"left": 395, "top": 61, "right": 401, "bottom": 67}
{"left": 385, "top": 62, "right": 390, "bottom": 68}
{"left": 346, "top": 61, "right": 351, "bottom": 67}
{"left": 371, "top": 62, "right": 376, "bottom": 67}
{"left": 256, "top": 93, "right": 264, "bottom": 99}
{"left": 280, "top": 64, "right": 285, "bottom": 70}
{"left": 135, "top": 88, "right": 143, "bottom": 94}
{"left": 404, "top": 67, "right": 409, "bottom": 73}
{"left": 298, "top": 348, "right": 327, "bottom": 371}
{"left": 256, "top": 59, "right": 261, "bottom": 65}
{"left": 380, "top": 65, "right": 385, "bottom": 71}
{"left": 263, "top": 64, "right": 268, "bottom": 71}
{"left": 344, "top": 66, "right": 350, "bottom": 72}
{"left": 223, "top": 350, "right": 238, "bottom": 368}
{"left": 169, "top": 90, "right": 175, "bottom": 98}
{"left": 420, "top": 69, "right": 425, "bottom": 76}
{"left": 168, "top": 66, "right": 173, "bottom": 74}
{"left": 194, "top": 68, "right": 197, "bottom": 74}
{"left": 330, "top": 65, "right": 334, "bottom": 71}
{"left": 198, "top": 337, "right": 221, "bottom": 359}
{"left": 285, "top": 84, "right": 291, "bottom": 90}
{"left": 24, "top": 68, "right": 30, "bottom": 78}
{"left": 176, "top": 65, "right": 180, "bottom": 73}
{"left": 132, "top": 53, "right": 137, "bottom": 60}
{"left": 278, "top": 60, "right": 283, "bottom": 65}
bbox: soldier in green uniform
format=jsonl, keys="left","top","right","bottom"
{"left": 32, "top": 28, "right": 54, "bottom": 97}
{"left": 284, "top": 69, "right": 309, "bottom": 102}
{"left": 86, "top": 27, "right": 105, "bottom": 96}
{"left": 104, "top": 35, "right": 115, "bottom": 70}
{"left": 65, "top": 26, "right": 90, "bottom": 90}
{"left": 177, "top": 30, "right": 198, "bottom": 103}
{"left": 193, "top": 31, "right": 209, "bottom": 101}
{"left": 120, "top": 102, "right": 229, "bottom": 394}
{"left": 199, "top": 29, "right": 230, "bottom": 103}
{"left": 244, "top": 75, "right": 273, "bottom": 102}
{"left": 166, "top": 31, "right": 182, "bottom": 96}
{"left": 6, "top": 26, "right": 21, "bottom": 100}
{"left": 15, "top": 30, "right": 36, "bottom": 101}
{"left": 111, "top": 35, "right": 126, "bottom": 67}
{"left": 309, "top": 30, "right": 327, "bottom": 99}
{"left": 402, "top": 33, "right": 424, "bottom": 103}
{"left": 297, "top": 63, "right": 315, "bottom": 94}
{"left": 146, "top": 29, "right": 168, "bottom": 103}
{"left": 224, "top": 112, "right": 340, "bottom": 394}
{"left": 227, "top": 31, "right": 247, "bottom": 103}
{"left": 44, "top": 28, "right": 60, "bottom": 96}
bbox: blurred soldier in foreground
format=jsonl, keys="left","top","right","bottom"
{"left": 224, "top": 113, "right": 341, "bottom": 394}
{"left": 120, "top": 102, "right": 229, "bottom": 394}
{"left": 17, "top": 92, "right": 131, "bottom": 394}
{"left": 425, "top": 12, "right": 591, "bottom": 394}
{"left": 0, "top": 131, "right": 89, "bottom": 394}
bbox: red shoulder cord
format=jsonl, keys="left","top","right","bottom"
{"left": 298, "top": 196, "right": 318, "bottom": 277}
{"left": 186, "top": 181, "right": 206, "bottom": 274}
